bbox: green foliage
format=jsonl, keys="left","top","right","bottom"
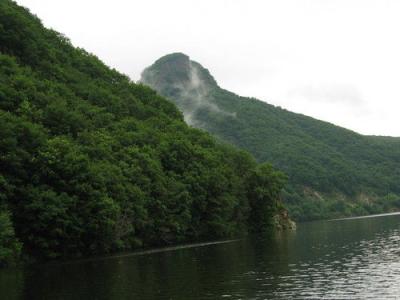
{"left": 0, "top": 210, "right": 21, "bottom": 266}
{"left": 142, "top": 53, "right": 400, "bottom": 221}
{"left": 247, "top": 164, "right": 287, "bottom": 228}
{"left": 0, "top": 1, "right": 286, "bottom": 263}
{"left": 283, "top": 189, "right": 400, "bottom": 221}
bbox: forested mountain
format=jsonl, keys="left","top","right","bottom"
{"left": 141, "top": 53, "right": 400, "bottom": 221}
{"left": 0, "top": 1, "right": 292, "bottom": 266}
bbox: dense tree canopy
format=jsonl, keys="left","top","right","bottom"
{"left": 0, "top": 1, "right": 290, "bottom": 265}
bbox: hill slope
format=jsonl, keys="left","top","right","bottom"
{"left": 141, "top": 53, "right": 400, "bottom": 220}
{"left": 0, "top": 1, "right": 291, "bottom": 265}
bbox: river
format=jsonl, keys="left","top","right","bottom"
{"left": 1, "top": 212, "right": 400, "bottom": 299}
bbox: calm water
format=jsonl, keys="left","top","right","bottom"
{"left": 1, "top": 213, "right": 400, "bottom": 299}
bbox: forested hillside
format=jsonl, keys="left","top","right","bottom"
{"left": 0, "top": 1, "right": 291, "bottom": 266}
{"left": 142, "top": 53, "right": 400, "bottom": 221}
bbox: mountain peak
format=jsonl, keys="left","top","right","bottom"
{"left": 141, "top": 53, "right": 222, "bottom": 126}
{"left": 141, "top": 53, "right": 218, "bottom": 93}
{"left": 152, "top": 52, "right": 190, "bottom": 65}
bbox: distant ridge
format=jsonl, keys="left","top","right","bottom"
{"left": 142, "top": 53, "right": 400, "bottom": 221}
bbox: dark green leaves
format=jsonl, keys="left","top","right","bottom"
{"left": 0, "top": 0, "right": 288, "bottom": 263}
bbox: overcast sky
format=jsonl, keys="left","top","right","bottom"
{"left": 15, "top": 0, "right": 400, "bottom": 137}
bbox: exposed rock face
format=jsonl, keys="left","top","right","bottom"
{"left": 272, "top": 210, "right": 296, "bottom": 230}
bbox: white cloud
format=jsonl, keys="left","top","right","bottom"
{"left": 287, "top": 84, "right": 365, "bottom": 105}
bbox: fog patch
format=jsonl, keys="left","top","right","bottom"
{"left": 176, "top": 62, "right": 235, "bottom": 127}
{"left": 141, "top": 58, "right": 235, "bottom": 128}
